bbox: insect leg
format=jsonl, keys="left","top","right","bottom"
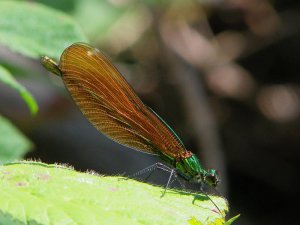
{"left": 128, "top": 162, "right": 172, "bottom": 180}
{"left": 161, "top": 168, "right": 176, "bottom": 197}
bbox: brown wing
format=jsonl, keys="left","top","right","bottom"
{"left": 59, "top": 42, "right": 186, "bottom": 157}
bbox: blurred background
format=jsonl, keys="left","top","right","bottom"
{"left": 0, "top": 0, "right": 299, "bottom": 224}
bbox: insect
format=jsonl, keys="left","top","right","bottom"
{"left": 41, "top": 42, "right": 220, "bottom": 195}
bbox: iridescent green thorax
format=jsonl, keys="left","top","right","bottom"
{"left": 173, "top": 151, "right": 220, "bottom": 187}
{"left": 175, "top": 151, "right": 204, "bottom": 183}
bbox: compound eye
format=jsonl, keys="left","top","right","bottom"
{"left": 205, "top": 170, "right": 220, "bottom": 187}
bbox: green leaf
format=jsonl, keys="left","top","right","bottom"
{"left": 0, "top": 65, "right": 38, "bottom": 115}
{"left": 188, "top": 216, "right": 203, "bottom": 225}
{"left": 225, "top": 214, "right": 240, "bottom": 225}
{"left": 0, "top": 0, "right": 87, "bottom": 59}
{"left": 0, "top": 117, "right": 32, "bottom": 164}
{"left": 0, "top": 161, "right": 228, "bottom": 225}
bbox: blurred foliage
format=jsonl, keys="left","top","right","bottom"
{"left": 0, "top": 0, "right": 87, "bottom": 59}
{"left": 0, "top": 0, "right": 86, "bottom": 163}
{"left": 72, "top": 0, "right": 128, "bottom": 42}
{"left": 0, "top": 116, "right": 32, "bottom": 164}
{"left": 0, "top": 65, "right": 37, "bottom": 115}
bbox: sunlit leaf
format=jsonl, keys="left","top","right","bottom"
{"left": 188, "top": 216, "right": 203, "bottom": 225}
{"left": 0, "top": 161, "right": 228, "bottom": 225}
